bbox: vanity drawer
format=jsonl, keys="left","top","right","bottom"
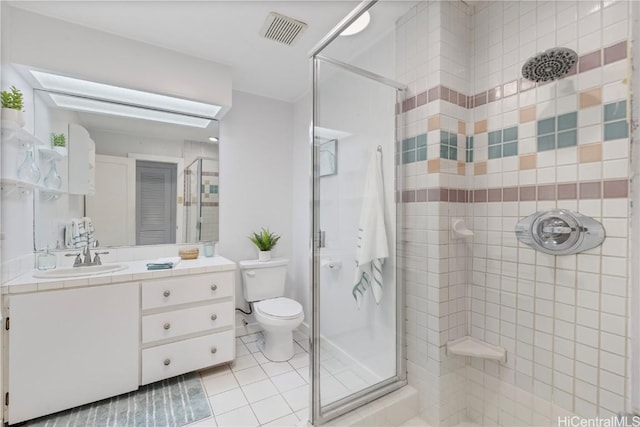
{"left": 141, "top": 271, "right": 233, "bottom": 310}
{"left": 142, "top": 301, "right": 233, "bottom": 343}
{"left": 141, "top": 330, "right": 234, "bottom": 385}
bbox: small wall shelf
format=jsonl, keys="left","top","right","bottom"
{"left": 1, "top": 121, "right": 46, "bottom": 147}
{"left": 446, "top": 336, "right": 506, "bottom": 363}
{"left": 1, "top": 178, "right": 64, "bottom": 199}
{"left": 38, "top": 147, "right": 67, "bottom": 161}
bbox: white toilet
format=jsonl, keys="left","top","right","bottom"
{"left": 239, "top": 258, "right": 304, "bottom": 362}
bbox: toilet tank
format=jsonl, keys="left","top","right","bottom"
{"left": 239, "top": 258, "right": 288, "bottom": 302}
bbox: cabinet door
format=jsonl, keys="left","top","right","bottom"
{"left": 8, "top": 283, "right": 139, "bottom": 424}
{"left": 68, "top": 123, "right": 96, "bottom": 195}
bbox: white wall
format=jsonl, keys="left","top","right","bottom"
{"left": 219, "top": 90, "right": 294, "bottom": 311}
{"left": 291, "top": 93, "right": 312, "bottom": 323}
{"left": 1, "top": 6, "right": 232, "bottom": 117}
{"left": 1, "top": 65, "right": 36, "bottom": 262}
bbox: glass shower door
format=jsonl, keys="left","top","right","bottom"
{"left": 311, "top": 55, "right": 406, "bottom": 424}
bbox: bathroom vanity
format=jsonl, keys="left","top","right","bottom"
{"left": 1, "top": 256, "right": 236, "bottom": 425}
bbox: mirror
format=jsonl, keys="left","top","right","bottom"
{"left": 32, "top": 89, "right": 220, "bottom": 250}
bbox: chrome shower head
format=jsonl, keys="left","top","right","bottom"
{"left": 522, "top": 47, "right": 578, "bottom": 83}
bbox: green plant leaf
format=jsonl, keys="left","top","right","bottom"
{"left": 248, "top": 227, "right": 280, "bottom": 251}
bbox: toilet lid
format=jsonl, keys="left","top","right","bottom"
{"left": 256, "top": 297, "right": 303, "bottom": 319}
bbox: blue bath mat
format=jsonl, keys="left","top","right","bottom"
{"left": 23, "top": 372, "right": 212, "bottom": 427}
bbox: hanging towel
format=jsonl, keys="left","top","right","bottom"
{"left": 68, "top": 218, "right": 86, "bottom": 249}
{"left": 352, "top": 150, "right": 389, "bottom": 308}
{"left": 82, "top": 217, "right": 96, "bottom": 246}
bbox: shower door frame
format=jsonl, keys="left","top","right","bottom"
{"left": 309, "top": 2, "right": 408, "bottom": 423}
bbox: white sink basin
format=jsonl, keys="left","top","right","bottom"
{"left": 33, "top": 264, "right": 128, "bottom": 279}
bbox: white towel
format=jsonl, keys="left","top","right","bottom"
{"left": 82, "top": 217, "right": 96, "bottom": 245}
{"left": 352, "top": 151, "right": 389, "bottom": 308}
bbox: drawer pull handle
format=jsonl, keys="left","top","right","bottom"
{"left": 211, "top": 314, "right": 218, "bottom": 321}
{"left": 211, "top": 347, "right": 217, "bottom": 354}
{"left": 163, "top": 323, "right": 171, "bottom": 330}
{"left": 164, "top": 358, "right": 171, "bottom": 366}
{"left": 211, "top": 284, "right": 218, "bottom": 291}
{"left": 163, "top": 290, "right": 171, "bottom": 297}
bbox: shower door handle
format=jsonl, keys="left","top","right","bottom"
{"left": 317, "top": 230, "right": 326, "bottom": 248}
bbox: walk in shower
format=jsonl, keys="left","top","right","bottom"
{"left": 310, "top": 1, "right": 410, "bottom": 424}
{"left": 310, "top": 0, "right": 636, "bottom": 425}
{"left": 184, "top": 156, "right": 219, "bottom": 243}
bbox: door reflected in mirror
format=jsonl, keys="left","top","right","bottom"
{"left": 33, "top": 89, "right": 219, "bottom": 250}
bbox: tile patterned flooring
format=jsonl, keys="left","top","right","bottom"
{"left": 188, "top": 331, "right": 309, "bottom": 427}
{"left": 189, "top": 330, "right": 415, "bottom": 427}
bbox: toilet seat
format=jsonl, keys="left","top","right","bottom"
{"left": 255, "top": 297, "right": 303, "bottom": 320}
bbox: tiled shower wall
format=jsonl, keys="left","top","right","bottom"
{"left": 397, "top": 1, "right": 632, "bottom": 425}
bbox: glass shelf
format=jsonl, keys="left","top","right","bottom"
{"left": 1, "top": 121, "right": 46, "bottom": 147}
{"left": 1, "top": 178, "right": 64, "bottom": 199}
{"left": 38, "top": 146, "right": 67, "bottom": 161}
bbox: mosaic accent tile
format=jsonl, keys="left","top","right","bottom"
{"left": 428, "top": 115, "right": 441, "bottom": 131}
{"left": 428, "top": 159, "right": 440, "bottom": 173}
{"left": 396, "top": 40, "right": 629, "bottom": 116}
{"left": 519, "top": 186, "right": 536, "bottom": 201}
{"left": 557, "top": 130, "right": 577, "bottom": 148}
{"left": 519, "top": 154, "right": 537, "bottom": 170}
{"left": 399, "top": 181, "right": 628, "bottom": 204}
{"left": 440, "top": 131, "right": 458, "bottom": 160}
{"left": 579, "top": 143, "right": 602, "bottom": 163}
{"left": 579, "top": 50, "right": 601, "bottom": 73}
{"left": 474, "top": 161, "right": 487, "bottom": 175}
{"left": 579, "top": 182, "right": 602, "bottom": 199}
{"left": 537, "top": 185, "right": 556, "bottom": 201}
{"left": 558, "top": 183, "right": 577, "bottom": 200}
{"left": 503, "top": 187, "right": 518, "bottom": 202}
{"left": 474, "top": 120, "right": 487, "bottom": 134}
{"left": 580, "top": 88, "right": 602, "bottom": 109}
{"left": 520, "top": 106, "right": 536, "bottom": 123}
{"left": 603, "top": 179, "right": 628, "bottom": 198}
{"left": 466, "top": 136, "right": 474, "bottom": 163}
{"left": 604, "top": 41, "right": 627, "bottom": 65}
{"left": 401, "top": 134, "right": 427, "bottom": 164}
{"left": 605, "top": 121, "right": 629, "bottom": 140}
{"left": 604, "top": 101, "right": 627, "bottom": 122}
{"left": 458, "top": 121, "right": 466, "bottom": 135}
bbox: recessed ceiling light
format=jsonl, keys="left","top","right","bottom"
{"left": 340, "top": 11, "right": 370, "bottom": 36}
{"left": 48, "top": 93, "right": 211, "bottom": 128}
{"left": 30, "top": 70, "right": 222, "bottom": 119}
{"left": 208, "top": 137, "right": 219, "bottom": 142}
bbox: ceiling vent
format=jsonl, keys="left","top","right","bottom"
{"left": 260, "top": 12, "right": 308, "bottom": 46}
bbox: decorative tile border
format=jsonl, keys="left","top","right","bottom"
{"left": 398, "top": 179, "right": 628, "bottom": 203}
{"left": 400, "top": 41, "right": 628, "bottom": 113}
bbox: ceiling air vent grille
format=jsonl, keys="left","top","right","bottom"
{"left": 260, "top": 12, "right": 307, "bottom": 46}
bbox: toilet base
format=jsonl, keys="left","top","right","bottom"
{"left": 258, "top": 329, "right": 295, "bottom": 362}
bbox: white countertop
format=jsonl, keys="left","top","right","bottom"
{"left": 2, "top": 256, "right": 236, "bottom": 295}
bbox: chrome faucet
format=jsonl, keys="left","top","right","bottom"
{"left": 65, "top": 245, "right": 109, "bottom": 267}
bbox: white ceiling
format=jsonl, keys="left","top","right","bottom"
{"left": 6, "top": 0, "right": 396, "bottom": 103}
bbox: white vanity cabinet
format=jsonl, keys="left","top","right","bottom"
{"left": 6, "top": 283, "right": 139, "bottom": 424}
{"left": 2, "top": 259, "right": 237, "bottom": 425}
{"left": 140, "top": 271, "right": 235, "bottom": 385}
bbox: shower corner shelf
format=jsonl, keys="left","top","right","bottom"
{"left": 446, "top": 336, "right": 506, "bottom": 364}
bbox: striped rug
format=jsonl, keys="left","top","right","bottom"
{"left": 24, "top": 373, "right": 212, "bottom": 427}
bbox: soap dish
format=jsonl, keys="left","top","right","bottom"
{"left": 179, "top": 248, "right": 199, "bottom": 260}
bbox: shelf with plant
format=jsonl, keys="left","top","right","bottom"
{"left": 1, "top": 86, "right": 25, "bottom": 128}
{"left": 249, "top": 228, "right": 281, "bottom": 262}
{"left": 39, "top": 133, "right": 68, "bottom": 161}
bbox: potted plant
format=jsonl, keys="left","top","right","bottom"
{"left": 50, "top": 133, "right": 67, "bottom": 156}
{"left": 1, "top": 86, "right": 25, "bottom": 128}
{"left": 249, "top": 228, "right": 281, "bottom": 262}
